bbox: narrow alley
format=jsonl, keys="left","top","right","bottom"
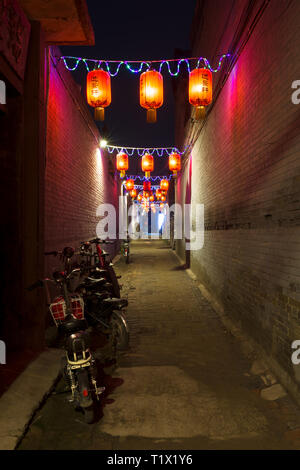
{"left": 18, "top": 241, "right": 300, "bottom": 450}
{"left": 1, "top": 0, "right": 300, "bottom": 456}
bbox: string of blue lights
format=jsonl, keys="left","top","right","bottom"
{"left": 126, "top": 175, "right": 173, "bottom": 182}
{"left": 107, "top": 145, "right": 188, "bottom": 157}
{"left": 60, "top": 54, "right": 231, "bottom": 76}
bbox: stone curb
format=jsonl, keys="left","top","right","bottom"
{"left": 0, "top": 348, "right": 62, "bottom": 450}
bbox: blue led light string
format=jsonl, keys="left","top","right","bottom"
{"left": 60, "top": 55, "right": 231, "bottom": 76}
{"left": 158, "top": 58, "right": 191, "bottom": 75}
{"left": 198, "top": 54, "right": 231, "bottom": 73}
{"left": 133, "top": 184, "right": 161, "bottom": 190}
{"left": 126, "top": 175, "right": 173, "bottom": 182}
{"left": 106, "top": 146, "right": 188, "bottom": 157}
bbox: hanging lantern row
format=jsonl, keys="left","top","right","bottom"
{"left": 116, "top": 151, "right": 181, "bottom": 178}
{"left": 87, "top": 68, "right": 213, "bottom": 123}
{"left": 125, "top": 177, "right": 169, "bottom": 206}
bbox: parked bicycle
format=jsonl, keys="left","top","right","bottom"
{"left": 122, "top": 236, "right": 130, "bottom": 264}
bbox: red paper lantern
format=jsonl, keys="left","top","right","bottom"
{"left": 169, "top": 152, "right": 181, "bottom": 176}
{"left": 142, "top": 153, "right": 154, "bottom": 177}
{"left": 156, "top": 188, "right": 162, "bottom": 199}
{"left": 137, "top": 193, "right": 143, "bottom": 202}
{"left": 116, "top": 152, "right": 129, "bottom": 178}
{"left": 87, "top": 70, "right": 111, "bottom": 121}
{"left": 130, "top": 188, "right": 137, "bottom": 199}
{"left": 160, "top": 179, "right": 169, "bottom": 191}
{"left": 189, "top": 68, "right": 212, "bottom": 120}
{"left": 161, "top": 194, "right": 166, "bottom": 202}
{"left": 149, "top": 194, "right": 155, "bottom": 202}
{"left": 143, "top": 181, "right": 151, "bottom": 192}
{"left": 140, "top": 70, "right": 163, "bottom": 123}
{"left": 125, "top": 179, "right": 134, "bottom": 191}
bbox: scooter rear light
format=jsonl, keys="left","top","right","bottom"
{"left": 82, "top": 389, "right": 89, "bottom": 397}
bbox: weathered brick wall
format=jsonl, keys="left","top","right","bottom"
{"left": 45, "top": 47, "right": 119, "bottom": 268}
{"left": 175, "top": 0, "right": 300, "bottom": 395}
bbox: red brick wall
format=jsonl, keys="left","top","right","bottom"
{"left": 175, "top": 0, "right": 300, "bottom": 397}
{"left": 45, "top": 47, "right": 119, "bottom": 266}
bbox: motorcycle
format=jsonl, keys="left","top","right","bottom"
{"left": 27, "top": 253, "right": 104, "bottom": 423}
{"left": 75, "top": 249, "right": 129, "bottom": 352}
{"left": 79, "top": 238, "right": 121, "bottom": 298}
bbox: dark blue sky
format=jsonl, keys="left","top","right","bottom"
{"left": 61, "top": 0, "right": 196, "bottom": 175}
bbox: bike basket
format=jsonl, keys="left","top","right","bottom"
{"left": 71, "top": 295, "right": 85, "bottom": 320}
{"left": 49, "top": 296, "right": 67, "bottom": 325}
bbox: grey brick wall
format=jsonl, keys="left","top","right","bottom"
{"left": 174, "top": 0, "right": 300, "bottom": 391}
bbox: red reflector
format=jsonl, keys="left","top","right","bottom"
{"left": 83, "top": 389, "right": 89, "bottom": 397}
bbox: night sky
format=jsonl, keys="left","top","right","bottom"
{"left": 61, "top": 0, "right": 196, "bottom": 176}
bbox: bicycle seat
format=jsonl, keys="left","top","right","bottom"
{"left": 102, "top": 298, "right": 128, "bottom": 309}
{"left": 100, "top": 251, "right": 110, "bottom": 257}
{"left": 59, "top": 318, "right": 88, "bottom": 335}
{"left": 85, "top": 277, "right": 106, "bottom": 285}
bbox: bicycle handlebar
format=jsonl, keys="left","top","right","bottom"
{"left": 87, "top": 238, "right": 115, "bottom": 245}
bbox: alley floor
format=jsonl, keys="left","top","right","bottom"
{"left": 18, "top": 240, "right": 300, "bottom": 450}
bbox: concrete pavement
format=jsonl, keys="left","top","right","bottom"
{"left": 16, "top": 240, "right": 300, "bottom": 449}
